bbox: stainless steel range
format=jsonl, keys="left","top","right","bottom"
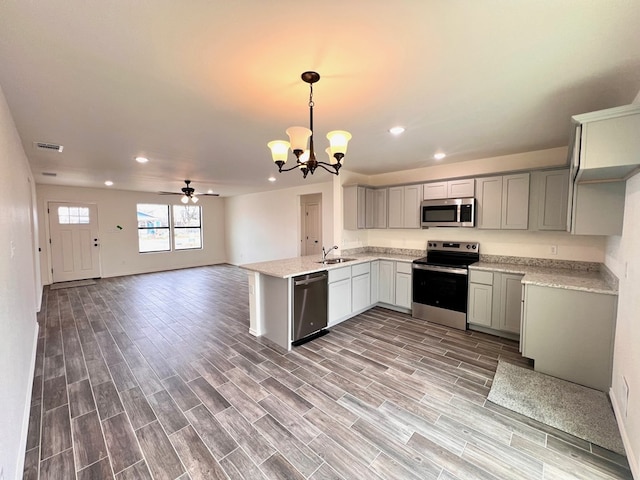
{"left": 412, "top": 241, "right": 479, "bottom": 330}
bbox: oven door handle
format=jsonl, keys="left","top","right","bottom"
{"left": 412, "top": 264, "right": 468, "bottom": 275}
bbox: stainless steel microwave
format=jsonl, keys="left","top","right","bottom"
{"left": 421, "top": 198, "right": 475, "bottom": 228}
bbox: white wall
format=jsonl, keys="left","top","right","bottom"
{"left": 225, "top": 181, "right": 333, "bottom": 265}
{"left": 36, "top": 185, "right": 227, "bottom": 283}
{"left": 605, "top": 92, "right": 640, "bottom": 477}
{"left": 0, "top": 85, "right": 40, "bottom": 480}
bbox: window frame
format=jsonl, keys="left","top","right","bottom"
{"left": 172, "top": 204, "right": 203, "bottom": 251}
{"left": 137, "top": 204, "right": 171, "bottom": 253}
{"left": 136, "top": 203, "right": 203, "bottom": 253}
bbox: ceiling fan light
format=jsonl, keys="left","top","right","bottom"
{"left": 191, "top": 195, "right": 199, "bottom": 204}
{"left": 286, "top": 126, "right": 312, "bottom": 152}
{"left": 326, "top": 130, "right": 352, "bottom": 157}
{"left": 181, "top": 195, "right": 189, "bottom": 204}
{"left": 267, "top": 140, "right": 290, "bottom": 163}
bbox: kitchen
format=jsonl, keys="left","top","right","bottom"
{"left": 2, "top": 2, "right": 640, "bottom": 479}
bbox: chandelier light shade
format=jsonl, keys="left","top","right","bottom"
{"left": 268, "top": 71, "right": 351, "bottom": 178}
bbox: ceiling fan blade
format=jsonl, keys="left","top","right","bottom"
{"left": 158, "top": 191, "right": 183, "bottom": 195}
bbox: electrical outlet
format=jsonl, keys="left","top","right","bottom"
{"left": 549, "top": 245, "right": 558, "bottom": 255}
{"left": 622, "top": 376, "right": 629, "bottom": 418}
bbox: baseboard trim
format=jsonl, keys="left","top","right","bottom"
{"left": 609, "top": 387, "right": 639, "bottom": 478}
{"left": 16, "top": 323, "right": 39, "bottom": 480}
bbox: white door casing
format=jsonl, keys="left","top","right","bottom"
{"left": 48, "top": 202, "right": 101, "bottom": 282}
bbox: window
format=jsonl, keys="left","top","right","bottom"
{"left": 58, "top": 205, "right": 90, "bottom": 224}
{"left": 137, "top": 204, "right": 170, "bottom": 253}
{"left": 173, "top": 204, "right": 202, "bottom": 250}
{"left": 137, "top": 203, "right": 202, "bottom": 253}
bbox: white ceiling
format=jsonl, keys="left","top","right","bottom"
{"left": 1, "top": 1, "right": 639, "bottom": 197}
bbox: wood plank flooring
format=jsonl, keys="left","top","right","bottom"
{"left": 23, "top": 264, "right": 632, "bottom": 480}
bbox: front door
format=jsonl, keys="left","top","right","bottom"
{"left": 303, "top": 202, "right": 321, "bottom": 256}
{"left": 48, "top": 202, "right": 101, "bottom": 282}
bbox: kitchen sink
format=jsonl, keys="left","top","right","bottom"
{"left": 317, "top": 257, "right": 356, "bottom": 265}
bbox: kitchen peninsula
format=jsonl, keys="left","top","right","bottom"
{"left": 241, "top": 251, "right": 418, "bottom": 351}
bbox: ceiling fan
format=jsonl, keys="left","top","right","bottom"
{"left": 158, "top": 180, "right": 219, "bottom": 204}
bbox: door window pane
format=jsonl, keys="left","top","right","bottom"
{"left": 58, "top": 206, "right": 90, "bottom": 224}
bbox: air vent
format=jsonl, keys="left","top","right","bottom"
{"left": 34, "top": 142, "right": 64, "bottom": 152}
{"left": 42, "top": 172, "right": 57, "bottom": 177}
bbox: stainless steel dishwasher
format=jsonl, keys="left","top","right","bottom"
{"left": 292, "top": 270, "right": 329, "bottom": 346}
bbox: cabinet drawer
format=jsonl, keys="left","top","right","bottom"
{"left": 469, "top": 269, "right": 493, "bottom": 285}
{"left": 328, "top": 266, "right": 351, "bottom": 283}
{"left": 351, "top": 262, "right": 370, "bottom": 277}
{"left": 396, "top": 261, "right": 412, "bottom": 274}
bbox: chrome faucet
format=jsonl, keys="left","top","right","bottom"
{"left": 321, "top": 245, "right": 338, "bottom": 262}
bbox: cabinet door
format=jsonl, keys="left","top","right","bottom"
{"left": 374, "top": 189, "right": 388, "bottom": 228}
{"left": 352, "top": 273, "right": 371, "bottom": 312}
{"left": 328, "top": 278, "right": 352, "bottom": 325}
{"left": 498, "top": 274, "right": 523, "bottom": 333}
{"left": 370, "top": 261, "right": 379, "bottom": 304}
{"left": 468, "top": 283, "right": 493, "bottom": 327}
{"left": 423, "top": 182, "right": 448, "bottom": 200}
{"left": 447, "top": 179, "right": 475, "bottom": 198}
{"left": 387, "top": 187, "right": 404, "bottom": 228}
{"left": 536, "top": 170, "right": 569, "bottom": 231}
{"left": 475, "top": 176, "right": 503, "bottom": 229}
{"left": 403, "top": 185, "right": 422, "bottom": 228}
{"left": 365, "top": 188, "right": 375, "bottom": 229}
{"left": 343, "top": 185, "right": 358, "bottom": 230}
{"left": 395, "top": 272, "right": 412, "bottom": 309}
{"left": 378, "top": 261, "right": 395, "bottom": 304}
{"left": 501, "top": 173, "right": 529, "bottom": 230}
{"left": 357, "top": 186, "right": 366, "bottom": 229}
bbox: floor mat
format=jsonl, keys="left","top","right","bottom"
{"left": 487, "top": 360, "right": 625, "bottom": 455}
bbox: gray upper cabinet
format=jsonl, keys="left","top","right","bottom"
{"left": 374, "top": 188, "right": 388, "bottom": 228}
{"left": 476, "top": 174, "right": 529, "bottom": 230}
{"left": 501, "top": 173, "right": 530, "bottom": 229}
{"left": 423, "top": 179, "right": 474, "bottom": 200}
{"left": 388, "top": 185, "right": 422, "bottom": 228}
{"left": 345, "top": 185, "right": 388, "bottom": 230}
{"left": 529, "top": 169, "right": 569, "bottom": 231}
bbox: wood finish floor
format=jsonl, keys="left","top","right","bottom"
{"left": 23, "top": 264, "right": 632, "bottom": 480}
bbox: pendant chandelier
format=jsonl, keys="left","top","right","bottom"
{"left": 268, "top": 71, "right": 351, "bottom": 178}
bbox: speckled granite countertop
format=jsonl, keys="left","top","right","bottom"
{"left": 470, "top": 261, "right": 618, "bottom": 295}
{"left": 240, "top": 252, "right": 419, "bottom": 279}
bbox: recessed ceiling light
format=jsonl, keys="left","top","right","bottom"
{"left": 434, "top": 152, "right": 446, "bottom": 160}
{"left": 207, "top": 189, "right": 214, "bottom": 194}
{"left": 268, "top": 176, "right": 276, "bottom": 182}
{"left": 389, "top": 126, "right": 405, "bottom": 135}
{"left": 104, "top": 180, "right": 114, "bottom": 186}
{"left": 135, "top": 156, "right": 149, "bottom": 163}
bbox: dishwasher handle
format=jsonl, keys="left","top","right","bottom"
{"left": 294, "top": 273, "right": 328, "bottom": 286}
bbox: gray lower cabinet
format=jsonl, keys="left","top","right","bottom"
{"left": 328, "top": 267, "right": 352, "bottom": 326}
{"left": 521, "top": 284, "right": 617, "bottom": 391}
{"left": 468, "top": 269, "right": 523, "bottom": 338}
{"left": 378, "top": 260, "right": 395, "bottom": 304}
{"left": 351, "top": 263, "right": 371, "bottom": 312}
{"left": 395, "top": 262, "right": 412, "bottom": 309}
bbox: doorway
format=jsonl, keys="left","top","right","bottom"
{"left": 48, "top": 201, "right": 101, "bottom": 282}
{"left": 300, "top": 194, "right": 322, "bottom": 256}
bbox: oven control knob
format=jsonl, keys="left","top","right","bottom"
{"left": 472, "top": 245, "right": 477, "bottom": 249}
{"left": 466, "top": 244, "right": 471, "bottom": 249}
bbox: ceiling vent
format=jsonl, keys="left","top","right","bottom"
{"left": 34, "top": 142, "right": 64, "bottom": 152}
{"left": 42, "top": 172, "right": 57, "bottom": 177}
